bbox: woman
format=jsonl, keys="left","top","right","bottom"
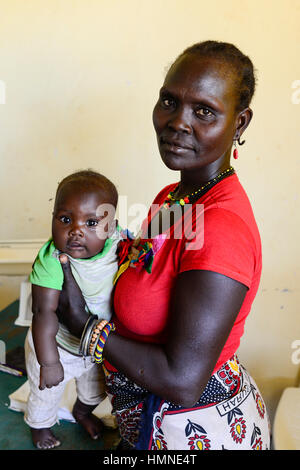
{"left": 57, "top": 41, "right": 270, "bottom": 450}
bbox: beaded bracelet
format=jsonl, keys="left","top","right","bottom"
{"left": 93, "top": 322, "right": 116, "bottom": 364}
{"left": 89, "top": 319, "right": 108, "bottom": 357}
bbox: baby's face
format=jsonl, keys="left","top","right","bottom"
{"left": 52, "top": 185, "right": 116, "bottom": 259}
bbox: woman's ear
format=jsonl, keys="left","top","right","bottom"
{"left": 235, "top": 107, "right": 253, "bottom": 140}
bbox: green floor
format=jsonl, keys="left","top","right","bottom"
{"left": 0, "top": 300, "right": 120, "bottom": 450}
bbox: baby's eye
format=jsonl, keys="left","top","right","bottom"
{"left": 86, "top": 219, "right": 98, "bottom": 227}
{"left": 195, "top": 107, "right": 213, "bottom": 118}
{"left": 59, "top": 215, "right": 71, "bottom": 224}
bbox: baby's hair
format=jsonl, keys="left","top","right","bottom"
{"left": 169, "top": 40, "right": 256, "bottom": 112}
{"left": 55, "top": 169, "right": 118, "bottom": 207}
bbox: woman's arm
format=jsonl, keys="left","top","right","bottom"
{"left": 31, "top": 285, "right": 64, "bottom": 390}
{"left": 57, "top": 258, "right": 247, "bottom": 406}
{"left": 104, "top": 269, "right": 247, "bottom": 406}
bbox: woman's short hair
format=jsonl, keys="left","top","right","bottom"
{"left": 171, "top": 40, "right": 256, "bottom": 112}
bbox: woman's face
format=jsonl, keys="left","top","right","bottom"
{"left": 152, "top": 54, "right": 244, "bottom": 173}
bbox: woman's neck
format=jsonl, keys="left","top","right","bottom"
{"left": 176, "top": 159, "right": 232, "bottom": 199}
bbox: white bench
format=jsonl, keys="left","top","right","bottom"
{"left": 0, "top": 239, "right": 45, "bottom": 275}
{"left": 273, "top": 386, "right": 300, "bottom": 450}
{"left": 1, "top": 240, "right": 117, "bottom": 428}
{"left": 0, "top": 239, "right": 46, "bottom": 326}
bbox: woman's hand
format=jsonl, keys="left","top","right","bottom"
{"left": 56, "top": 255, "right": 89, "bottom": 338}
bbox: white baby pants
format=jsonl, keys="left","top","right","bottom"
{"left": 24, "top": 328, "right": 107, "bottom": 429}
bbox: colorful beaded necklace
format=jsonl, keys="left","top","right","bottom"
{"left": 163, "top": 166, "right": 235, "bottom": 209}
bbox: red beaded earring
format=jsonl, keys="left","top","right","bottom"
{"left": 233, "top": 140, "right": 238, "bottom": 159}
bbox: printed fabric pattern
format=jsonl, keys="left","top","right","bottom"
{"left": 104, "top": 356, "right": 270, "bottom": 450}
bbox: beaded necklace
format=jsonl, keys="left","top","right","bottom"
{"left": 163, "top": 166, "right": 235, "bottom": 209}
{"left": 113, "top": 167, "right": 235, "bottom": 281}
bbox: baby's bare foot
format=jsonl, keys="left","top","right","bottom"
{"left": 72, "top": 398, "right": 104, "bottom": 440}
{"left": 31, "top": 427, "right": 61, "bottom": 450}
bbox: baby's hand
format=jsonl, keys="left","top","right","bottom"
{"left": 39, "top": 362, "right": 64, "bottom": 390}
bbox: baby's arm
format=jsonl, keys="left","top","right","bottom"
{"left": 31, "top": 284, "right": 64, "bottom": 390}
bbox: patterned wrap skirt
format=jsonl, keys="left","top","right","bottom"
{"left": 103, "top": 356, "right": 271, "bottom": 450}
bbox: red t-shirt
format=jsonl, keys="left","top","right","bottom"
{"left": 108, "top": 173, "right": 262, "bottom": 374}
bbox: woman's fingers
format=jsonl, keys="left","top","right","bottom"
{"left": 59, "top": 255, "right": 79, "bottom": 290}
{"left": 59, "top": 254, "right": 68, "bottom": 264}
{"left": 58, "top": 253, "right": 89, "bottom": 337}
{"left": 59, "top": 254, "right": 72, "bottom": 277}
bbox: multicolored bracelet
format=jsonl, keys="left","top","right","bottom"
{"left": 93, "top": 322, "right": 116, "bottom": 364}
{"left": 89, "top": 319, "right": 108, "bottom": 357}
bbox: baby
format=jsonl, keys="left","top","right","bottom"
{"left": 24, "top": 170, "right": 122, "bottom": 449}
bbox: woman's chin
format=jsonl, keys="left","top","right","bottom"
{"left": 161, "top": 155, "right": 185, "bottom": 172}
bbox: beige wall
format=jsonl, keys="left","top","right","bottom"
{"left": 0, "top": 0, "right": 300, "bottom": 424}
